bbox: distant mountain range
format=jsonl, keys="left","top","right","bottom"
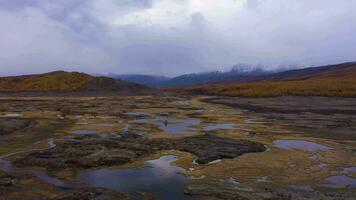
{"left": 110, "top": 64, "right": 274, "bottom": 88}
{"left": 0, "top": 71, "right": 152, "bottom": 94}
{"left": 173, "top": 62, "right": 356, "bottom": 97}
{"left": 1, "top": 61, "right": 355, "bottom": 97}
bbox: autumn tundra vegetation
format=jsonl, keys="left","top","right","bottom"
{"left": 175, "top": 62, "right": 356, "bottom": 97}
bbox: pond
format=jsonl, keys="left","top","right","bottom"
{"left": 273, "top": 140, "right": 332, "bottom": 152}
{"left": 204, "top": 123, "right": 236, "bottom": 131}
{"left": 78, "top": 155, "right": 198, "bottom": 200}
{"left": 326, "top": 175, "right": 356, "bottom": 187}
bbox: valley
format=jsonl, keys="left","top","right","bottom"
{"left": 0, "top": 95, "right": 355, "bottom": 200}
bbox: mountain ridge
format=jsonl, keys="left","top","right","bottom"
{"left": 0, "top": 71, "right": 153, "bottom": 94}
{"left": 173, "top": 62, "right": 356, "bottom": 97}
{"left": 112, "top": 64, "right": 273, "bottom": 88}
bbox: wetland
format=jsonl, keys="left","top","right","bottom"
{"left": 0, "top": 95, "right": 355, "bottom": 200}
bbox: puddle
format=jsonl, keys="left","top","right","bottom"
{"left": 221, "top": 177, "right": 253, "bottom": 191}
{"left": 0, "top": 158, "right": 11, "bottom": 172}
{"left": 289, "top": 185, "right": 313, "bottom": 191}
{"left": 326, "top": 175, "right": 356, "bottom": 187}
{"left": 223, "top": 177, "right": 239, "bottom": 185}
{"left": 244, "top": 119, "right": 264, "bottom": 124}
{"left": 96, "top": 116, "right": 115, "bottom": 119}
{"left": 72, "top": 130, "right": 97, "bottom": 135}
{"left": 256, "top": 176, "right": 270, "bottom": 183}
{"left": 273, "top": 140, "right": 332, "bottom": 152}
{"left": 204, "top": 123, "right": 236, "bottom": 131}
{"left": 100, "top": 133, "right": 109, "bottom": 139}
{"left": 125, "top": 112, "right": 150, "bottom": 116}
{"left": 190, "top": 175, "right": 206, "bottom": 180}
{"left": 123, "top": 124, "right": 130, "bottom": 132}
{"left": 309, "top": 154, "right": 317, "bottom": 160}
{"left": 132, "top": 117, "right": 200, "bottom": 134}
{"left": 94, "top": 123, "right": 114, "bottom": 127}
{"left": 319, "top": 163, "right": 328, "bottom": 168}
{"left": 2, "top": 113, "right": 22, "bottom": 117}
{"left": 79, "top": 155, "right": 196, "bottom": 200}
{"left": 341, "top": 167, "right": 356, "bottom": 174}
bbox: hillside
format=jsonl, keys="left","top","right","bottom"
{"left": 0, "top": 71, "right": 152, "bottom": 94}
{"left": 173, "top": 62, "right": 356, "bottom": 97}
{"left": 113, "top": 74, "right": 170, "bottom": 88}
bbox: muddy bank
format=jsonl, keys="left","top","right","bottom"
{"left": 52, "top": 188, "right": 131, "bottom": 200}
{"left": 14, "top": 133, "right": 266, "bottom": 169}
{"left": 0, "top": 171, "right": 130, "bottom": 200}
{"left": 203, "top": 96, "right": 356, "bottom": 115}
{"left": 203, "top": 97, "right": 356, "bottom": 140}
{"left": 184, "top": 183, "right": 352, "bottom": 200}
{"left": 0, "top": 118, "right": 32, "bottom": 136}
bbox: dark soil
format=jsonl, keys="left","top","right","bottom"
{"left": 14, "top": 133, "right": 267, "bottom": 169}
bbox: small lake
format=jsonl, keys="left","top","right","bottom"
{"left": 273, "top": 140, "right": 332, "bottom": 152}
{"left": 78, "top": 155, "right": 197, "bottom": 200}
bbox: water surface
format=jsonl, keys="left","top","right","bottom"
{"left": 204, "top": 123, "right": 236, "bottom": 131}
{"left": 132, "top": 117, "right": 200, "bottom": 134}
{"left": 94, "top": 123, "right": 114, "bottom": 127}
{"left": 72, "top": 130, "right": 97, "bottom": 135}
{"left": 273, "top": 140, "right": 332, "bottom": 152}
{"left": 79, "top": 155, "right": 197, "bottom": 200}
{"left": 2, "top": 113, "right": 22, "bottom": 117}
{"left": 326, "top": 175, "right": 356, "bottom": 187}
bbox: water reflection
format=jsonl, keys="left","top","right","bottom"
{"left": 273, "top": 140, "right": 332, "bottom": 152}
{"left": 132, "top": 117, "right": 200, "bottom": 134}
{"left": 79, "top": 155, "right": 197, "bottom": 200}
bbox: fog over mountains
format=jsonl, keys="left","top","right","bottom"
{"left": 109, "top": 64, "right": 292, "bottom": 88}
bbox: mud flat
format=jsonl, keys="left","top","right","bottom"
{"left": 205, "top": 96, "right": 356, "bottom": 140}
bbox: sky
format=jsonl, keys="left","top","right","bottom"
{"left": 0, "top": 0, "right": 355, "bottom": 77}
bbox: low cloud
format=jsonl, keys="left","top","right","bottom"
{"left": 0, "top": 0, "right": 355, "bottom": 76}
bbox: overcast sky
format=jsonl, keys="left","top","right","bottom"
{"left": 0, "top": 0, "right": 355, "bottom": 76}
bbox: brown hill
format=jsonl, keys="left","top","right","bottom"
{"left": 174, "top": 62, "right": 356, "bottom": 97}
{"left": 0, "top": 71, "right": 153, "bottom": 95}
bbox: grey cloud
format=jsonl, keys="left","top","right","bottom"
{"left": 0, "top": 0, "right": 355, "bottom": 76}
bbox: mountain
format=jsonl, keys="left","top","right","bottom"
{"left": 111, "top": 74, "right": 170, "bottom": 88}
{"left": 173, "top": 62, "right": 356, "bottom": 97}
{"left": 114, "top": 64, "right": 272, "bottom": 88}
{"left": 0, "top": 71, "right": 153, "bottom": 94}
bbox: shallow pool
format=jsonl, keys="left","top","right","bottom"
{"left": 327, "top": 175, "right": 356, "bottom": 187}
{"left": 78, "top": 155, "right": 197, "bottom": 200}
{"left": 132, "top": 117, "right": 200, "bottom": 134}
{"left": 72, "top": 130, "right": 97, "bottom": 135}
{"left": 273, "top": 140, "right": 332, "bottom": 152}
{"left": 204, "top": 123, "right": 236, "bottom": 131}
